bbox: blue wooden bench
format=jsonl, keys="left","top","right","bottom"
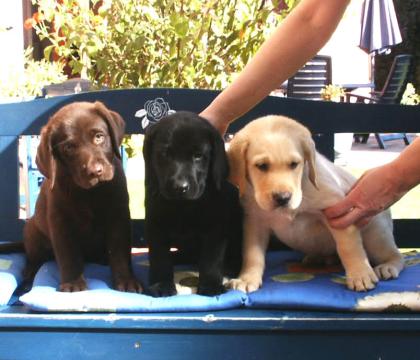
{"left": 1, "top": 88, "right": 420, "bottom": 359}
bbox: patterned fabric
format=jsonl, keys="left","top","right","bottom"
{"left": 0, "top": 253, "right": 26, "bottom": 305}
{"left": 246, "top": 250, "right": 420, "bottom": 312}
{"left": 19, "top": 253, "right": 246, "bottom": 312}
{"left": 20, "top": 250, "right": 420, "bottom": 312}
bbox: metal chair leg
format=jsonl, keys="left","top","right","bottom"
{"left": 375, "top": 133, "right": 386, "bottom": 149}
{"left": 403, "top": 134, "right": 411, "bottom": 145}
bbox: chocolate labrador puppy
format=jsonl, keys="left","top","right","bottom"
{"left": 143, "top": 111, "right": 242, "bottom": 297}
{"left": 23, "top": 101, "right": 141, "bottom": 293}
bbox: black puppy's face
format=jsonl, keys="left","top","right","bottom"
{"left": 154, "top": 136, "right": 211, "bottom": 200}
{"left": 144, "top": 112, "right": 228, "bottom": 201}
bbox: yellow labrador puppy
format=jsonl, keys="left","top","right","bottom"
{"left": 227, "top": 115, "right": 404, "bottom": 292}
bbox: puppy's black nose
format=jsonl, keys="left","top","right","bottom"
{"left": 174, "top": 181, "right": 190, "bottom": 194}
{"left": 272, "top": 192, "right": 292, "bottom": 207}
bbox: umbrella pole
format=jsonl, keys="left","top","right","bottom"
{"left": 369, "top": 53, "right": 375, "bottom": 92}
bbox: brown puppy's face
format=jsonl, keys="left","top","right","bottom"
{"left": 36, "top": 101, "right": 125, "bottom": 189}
{"left": 228, "top": 115, "right": 317, "bottom": 213}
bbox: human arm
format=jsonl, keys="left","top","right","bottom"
{"left": 324, "top": 137, "right": 420, "bottom": 228}
{"left": 200, "top": 0, "right": 351, "bottom": 134}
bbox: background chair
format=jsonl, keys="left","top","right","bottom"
{"left": 41, "top": 78, "right": 94, "bottom": 97}
{"left": 346, "top": 54, "right": 413, "bottom": 149}
{"left": 286, "top": 55, "right": 332, "bottom": 100}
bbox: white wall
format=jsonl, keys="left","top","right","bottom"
{"left": 320, "top": 0, "right": 370, "bottom": 87}
{"left": 0, "top": 1, "right": 24, "bottom": 85}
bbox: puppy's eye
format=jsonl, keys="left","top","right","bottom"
{"left": 289, "top": 161, "right": 299, "bottom": 169}
{"left": 63, "top": 143, "right": 76, "bottom": 154}
{"left": 256, "top": 163, "right": 269, "bottom": 172}
{"left": 94, "top": 133, "right": 105, "bottom": 145}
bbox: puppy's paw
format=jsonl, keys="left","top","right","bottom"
{"left": 147, "top": 281, "right": 177, "bottom": 297}
{"left": 197, "top": 283, "right": 225, "bottom": 297}
{"left": 114, "top": 277, "right": 143, "bottom": 293}
{"left": 60, "top": 276, "right": 87, "bottom": 292}
{"left": 226, "top": 275, "right": 262, "bottom": 293}
{"left": 374, "top": 261, "right": 403, "bottom": 280}
{"left": 346, "top": 266, "right": 378, "bottom": 292}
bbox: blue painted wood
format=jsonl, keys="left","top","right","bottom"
{"left": 0, "top": 308, "right": 420, "bottom": 359}
{"left": 1, "top": 308, "right": 420, "bottom": 331}
{"left": 1, "top": 89, "right": 420, "bottom": 245}
{"left": 0, "top": 136, "right": 22, "bottom": 243}
{"left": 0, "top": 89, "right": 419, "bottom": 136}
{"left": 0, "top": 89, "right": 419, "bottom": 358}
{"left": 0, "top": 327, "right": 420, "bottom": 360}
{"left": 0, "top": 136, "right": 19, "bottom": 218}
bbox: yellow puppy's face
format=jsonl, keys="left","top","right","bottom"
{"left": 228, "top": 115, "right": 317, "bottom": 212}
{"left": 247, "top": 134, "right": 305, "bottom": 211}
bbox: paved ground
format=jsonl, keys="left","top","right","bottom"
{"left": 338, "top": 133, "right": 419, "bottom": 219}
{"left": 339, "top": 133, "right": 416, "bottom": 168}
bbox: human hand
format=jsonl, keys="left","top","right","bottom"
{"left": 324, "top": 163, "right": 406, "bottom": 229}
{"left": 199, "top": 110, "right": 229, "bottom": 136}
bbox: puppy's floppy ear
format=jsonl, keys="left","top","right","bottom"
{"left": 209, "top": 129, "right": 229, "bottom": 190}
{"left": 142, "top": 123, "right": 158, "bottom": 187}
{"left": 35, "top": 124, "right": 57, "bottom": 189}
{"left": 300, "top": 130, "right": 318, "bottom": 189}
{"left": 227, "top": 131, "right": 249, "bottom": 196}
{"left": 94, "top": 101, "right": 125, "bottom": 159}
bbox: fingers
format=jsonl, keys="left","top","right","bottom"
{"left": 327, "top": 206, "right": 376, "bottom": 229}
{"left": 327, "top": 206, "right": 368, "bottom": 229}
{"left": 323, "top": 195, "right": 355, "bottom": 220}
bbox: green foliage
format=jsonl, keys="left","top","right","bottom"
{"left": 32, "top": 0, "right": 297, "bottom": 89}
{"left": 401, "top": 83, "right": 420, "bottom": 105}
{"left": 0, "top": 47, "right": 67, "bottom": 98}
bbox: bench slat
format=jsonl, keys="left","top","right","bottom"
{"left": 1, "top": 89, "right": 419, "bottom": 136}
{"left": 0, "top": 89, "right": 419, "bottom": 358}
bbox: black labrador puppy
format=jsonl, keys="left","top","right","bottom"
{"left": 143, "top": 111, "right": 242, "bottom": 297}
{"left": 23, "top": 101, "right": 141, "bottom": 293}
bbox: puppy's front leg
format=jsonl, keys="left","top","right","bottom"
{"left": 327, "top": 224, "right": 378, "bottom": 291}
{"left": 147, "top": 227, "right": 176, "bottom": 297}
{"left": 227, "top": 217, "right": 270, "bottom": 293}
{"left": 106, "top": 214, "right": 142, "bottom": 293}
{"left": 197, "top": 232, "right": 226, "bottom": 296}
{"left": 50, "top": 227, "right": 87, "bottom": 292}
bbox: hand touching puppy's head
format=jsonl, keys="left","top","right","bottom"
{"left": 36, "top": 101, "right": 125, "bottom": 189}
{"left": 228, "top": 115, "right": 317, "bottom": 212}
{"left": 143, "top": 111, "right": 228, "bottom": 200}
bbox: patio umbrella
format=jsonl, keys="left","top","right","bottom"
{"left": 358, "top": 0, "right": 402, "bottom": 87}
{"left": 359, "top": 0, "right": 402, "bottom": 55}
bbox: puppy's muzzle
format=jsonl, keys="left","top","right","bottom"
{"left": 79, "top": 158, "right": 114, "bottom": 188}
{"left": 164, "top": 177, "right": 195, "bottom": 200}
{"left": 272, "top": 191, "right": 292, "bottom": 208}
{"left": 173, "top": 180, "right": 190, "bottom": 195}
{"left": 87, "top": 162, "right": 104, "bottom": 177}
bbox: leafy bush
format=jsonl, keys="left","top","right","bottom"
{"left": 0, "top": 47, "right": 67, "bottom": 98}
{"left": 31, "top": 0, "right": 297, "bottom": 89}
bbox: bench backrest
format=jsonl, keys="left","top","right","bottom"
{"left": 0, "top": 88, "right": 419, "bottom": 247}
